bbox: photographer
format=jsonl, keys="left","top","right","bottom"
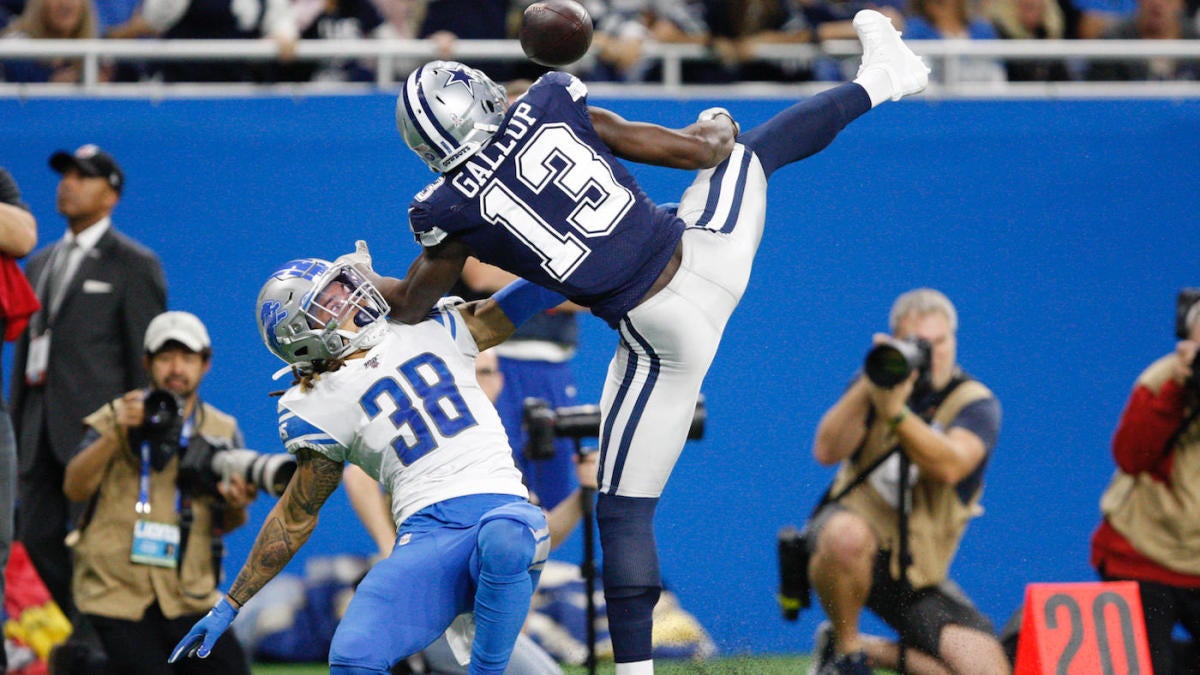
{"left": 1090, "top": 292, "right": 1200, "bottom": 675}
{"left": 804, "top": 288, "right": 1007, "bottom": 675}
{"left": 61, "top": 310, "right": 256, "bottom": 675}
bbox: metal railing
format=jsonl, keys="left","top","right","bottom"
{"left": 0, "top": 37, "right": 1198, "bottom": 98}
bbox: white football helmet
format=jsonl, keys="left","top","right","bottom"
{"left": 396, "top": 60, "right": 509, "bottom": 173}
{"left": 256, "top": 258, "right": 390, "bottom": 369}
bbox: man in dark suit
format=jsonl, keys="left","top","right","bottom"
{"left": 11, "top": 145, "right": 167, "bottom": 618}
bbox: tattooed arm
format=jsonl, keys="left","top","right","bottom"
{"left": 225, "top": 449, "right": 344, "bottom": 608}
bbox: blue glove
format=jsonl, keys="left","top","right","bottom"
{"left": 168, "top": 597, "right": 238, "bottom": 662}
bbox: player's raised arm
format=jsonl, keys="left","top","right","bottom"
{"left": 588, "top": 105, "right": 737, "bottom": 170}
{"left": 169, "top": 449, "right": 344, "bottom": 662}
{"left": 458, "top": 279, "right": 568, "bottom": 351}
{"left": 368, "top": 239, "right": 471, "bottom": 325}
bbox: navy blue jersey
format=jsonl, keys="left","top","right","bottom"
{"left": 408, "top": 72, "right": 685, "bottom": 327}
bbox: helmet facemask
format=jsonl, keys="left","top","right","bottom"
{"left": 257, "top": 259, "right": 391, "bottom": 374}
{"left": 300, "top": 265, "right": 390, "bottom": 360}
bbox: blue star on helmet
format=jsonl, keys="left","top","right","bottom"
{"left": 443, "top": 67, "right": 474, "bottom": 93}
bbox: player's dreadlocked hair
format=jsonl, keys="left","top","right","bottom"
{"left": 270, "top": 359, "right": 348, "bottom": 397}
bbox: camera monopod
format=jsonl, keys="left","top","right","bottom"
{"left": 897, "top": 449, "right": 913, "bottom": 675}
{"left": 523, "top": 395, "right": 707, "bottom": 675}
{"left": 572, "top": 437, "right": 599, "bottom": 675}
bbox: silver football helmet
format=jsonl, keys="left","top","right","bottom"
{"left": 396, "top": 60, "right": 509, "bottom": 173}
{"left": 256, "top": 258, "right": 390, "bottom": 369}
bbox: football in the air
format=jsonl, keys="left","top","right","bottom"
{"left": 519, "top": 0, "right": 594, "bottom": 67}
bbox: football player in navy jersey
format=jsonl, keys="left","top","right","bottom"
{"left": 365, "top": 10, "right": 930, "bottom": 674}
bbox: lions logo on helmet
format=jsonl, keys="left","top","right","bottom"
{"left": 396, "top": 61, "right": 509, "bottom": 173}
{"left": 255, "top": 258, "right": 391, "bottom": 370}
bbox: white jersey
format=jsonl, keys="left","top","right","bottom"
{"left": 277, "top": 303, "right": 528, "bottom": 527}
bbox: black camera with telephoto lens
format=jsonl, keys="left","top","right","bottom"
{"left": 777, "top": 524, "right": 812, "bottom": 621}
{"left": 522, "top": 396, "right": 706, "bottom": 459}
{"left": 864, "top": 336, "right": 932, "bottom": 391}
{"left": 129, "top": 388, "right": 187, "bottom": 470}
{"left": 179, "top": 443, "right": 298, "bottom": 499}
{"left": 133, "top": 388, "right": 297, "bottom": 498}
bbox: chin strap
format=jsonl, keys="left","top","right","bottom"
{"left": 270, "top": 364, "right": 297, "bottom": 381}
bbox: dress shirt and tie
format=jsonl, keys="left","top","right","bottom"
{"left": 35, "top": 218, "right": 110, "bottom": 333}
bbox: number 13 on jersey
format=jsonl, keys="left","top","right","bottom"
{"left": 479, "top": 124, "right": 634, "bottom": 282}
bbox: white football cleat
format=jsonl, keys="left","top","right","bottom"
{"left": 853, "top": 9, "right": 930, "bottom": 101}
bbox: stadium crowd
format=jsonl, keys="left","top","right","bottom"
{"left": 1, "top": 0, "right": 1198, "bottom": 84}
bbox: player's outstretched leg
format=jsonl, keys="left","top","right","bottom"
{"left": 738, "top": 10, "right": 928, "bottom": 178}
{"left": 852, "top": 9, "right": 931, "bottom": 106}
{"left": 737, "top": 85, "right": 872, "bottom": 180}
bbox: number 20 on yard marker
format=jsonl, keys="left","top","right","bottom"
{"left": 1015, "top": 582, "right": 1153, "bottom": 675}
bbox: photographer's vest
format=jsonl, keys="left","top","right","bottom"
{"left": 70, "top": 399, "right": 240, "bottom": 621}
{"left": 834, "top": 378, "right": 993, "bottom": 589}
{"left": 1100, "top": 355, "right": 1200, "bottom": 575}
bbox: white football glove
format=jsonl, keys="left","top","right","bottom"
{"left": 334, "top": 239, "right": 374, "bottom": 276}
{"left": 697, "top": 107, "right": 739, "bottom": 136}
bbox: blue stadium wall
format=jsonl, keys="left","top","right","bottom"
{"left": 3, "top": 94, "right": 1198, "bottom": 656}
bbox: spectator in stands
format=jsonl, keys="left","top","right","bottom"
{"left": 1086, "top": 0, "right": 1200, "bottom": 79}
{"left": 413, "top": 0, "right": 522, "bottom": 81}
{"left": 798, "top": 1, "right": 907, "bottom": 81}
{"left": 105, "top": 0, "right": 297, "bottom": 82}
{"left": 704, "top": 0, "right": 814, "bottom": 82}
{"left": 91, "top": 0, "right": 136, "bottom": 36}
{"left": 276, "top": 0, "right": 395, "bottom": 82}
{"left": 1, "top": 0, "right": 24, "bottom": 29}
{"left": 0, "top": 0, "right": 106, "bottom": 83}
{"left": 904, "top": 0, "right": 1009, "bottom": 83}
{"left": 590, "top": 0, "right": 710, "bottom": 82}
{"left": 365, "top": 0, "right": 415, "bottom": 37}
{"left": 990, "top": 0, "right": 1072, "bottom": 80}
{"left": 1090, "top": 295, "right": 1200, "bottom": 675}
{"left": 801, "top": 0, "right": 907, "bottom": 36}
{"left": 1072, "top": 0, "right": 1137, "bottom": 37}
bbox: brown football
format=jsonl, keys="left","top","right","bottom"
{"left": 519, "top": 0, "right": 593, "bottom": 67}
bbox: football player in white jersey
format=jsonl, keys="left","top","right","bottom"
{"left": 169, "top": 257, "right": 566, "bottom": 674}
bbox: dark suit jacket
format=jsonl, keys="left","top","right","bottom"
{"left": 11, "top": 225, "right": 167, "bottom": 470}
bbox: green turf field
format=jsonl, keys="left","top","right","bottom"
{"left": 251, "top": 655, "right": 814, "bottom": 674}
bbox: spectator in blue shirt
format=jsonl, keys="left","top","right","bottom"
{"left": 1072, "top": 0, "right": 1137, "bottom": 37}
{"left": 904, "top": 0, "right": 1008, "bottom": 82}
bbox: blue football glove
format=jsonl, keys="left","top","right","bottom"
{"left": 168, "top": 597, "right": 238, "bottom": 662}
